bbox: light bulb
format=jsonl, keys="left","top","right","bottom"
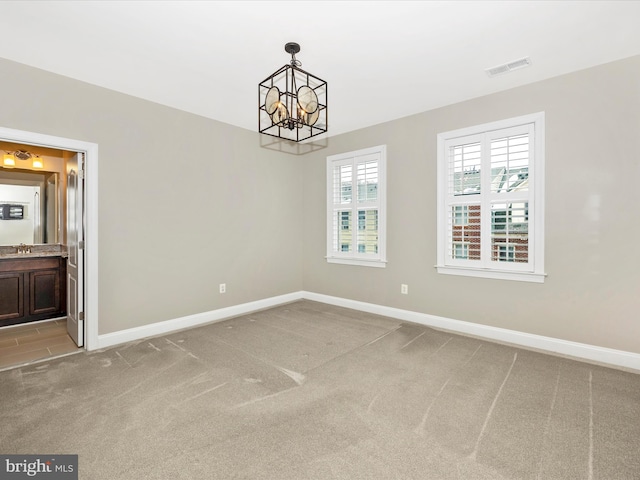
{"left": 298, "top": 106, "right": 308, "bottom": 125}
{"left": 271, "top": 102, "right": 289, "bottom": 125}
{"left": 3, "top": 153, "right": 15, "bottom": 168}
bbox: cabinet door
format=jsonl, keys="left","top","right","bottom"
{"left": 29, "top": 269, "right": 60, "bottom": 315}
{"left": 0, "top": 272, "right": 24, "bottom": 322}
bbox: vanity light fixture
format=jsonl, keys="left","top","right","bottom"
{"left": 259, "top": 42, "right": 327, "bottom": 143}
{"left": 2, "top": 150, "right": 44, "bottom": 169}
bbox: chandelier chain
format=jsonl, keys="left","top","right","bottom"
{"left": 290, "top": 54, "right": 302, "bottom": 68}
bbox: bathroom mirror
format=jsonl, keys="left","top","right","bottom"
{"left": 0, "top": 169, "right": 61, "bottom": 246}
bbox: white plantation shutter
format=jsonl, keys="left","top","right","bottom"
{"left": 485, "top": 125, "right": 533, "bottom": 270}
{"left": 437, "top": 113, "right": 545, "bottom": 282}
{"left": 327, "top": 145, "right": 386, "bottom": 267}
{"left": 445, "top": 135, "right": 484, "bottom": 267}
{"left": 331, "top": 162, "right": 353, "bottom": 253}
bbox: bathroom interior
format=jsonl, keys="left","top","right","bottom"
{"left": 0, "top": 140, "right": 80, "bottom": 369}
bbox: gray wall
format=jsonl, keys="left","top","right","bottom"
{"left": 302, "top": 55, "right": 640, "bottom": 355}
{"left": 0, "top": 58, "right": 304, "bottom": 335}
{"left": 1, "top": 54, "right": 638, "bottom": 355}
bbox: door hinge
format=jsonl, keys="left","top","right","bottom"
{"left": 79, "top": 169, "right": 85, "bottom": 179}
{"left": 79, "top": 241, "right": 85, "bottom": 249}
{"left": 79, "top": 312, "right": 85, "bottom": 321}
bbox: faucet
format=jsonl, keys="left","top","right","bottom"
{"left": 16, "top": 243, "right": 31, "bottom": 254}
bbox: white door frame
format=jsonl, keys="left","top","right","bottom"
{"left": 0, "top": 126, "right": 99, "bottom": 351}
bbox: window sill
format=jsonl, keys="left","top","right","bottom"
{"left": 327, "top": 257, "right": 387, "bottom": 268}
{"left": 436, "top": 265, "right": 545, "bottom": 283}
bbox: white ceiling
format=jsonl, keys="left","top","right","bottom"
{"left": 1, "top": 1, "right": 640, "bottom": 138}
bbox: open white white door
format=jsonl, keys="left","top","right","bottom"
{"left": 66, "top": 153, "right": 84, "bottom": 347}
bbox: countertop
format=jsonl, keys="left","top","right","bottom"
{"left": 0, "top": 244, "right": 68, "bottom": 259}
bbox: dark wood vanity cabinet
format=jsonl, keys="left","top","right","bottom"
{"left": 0, "top": 256, "right": 67, "bottom": 327}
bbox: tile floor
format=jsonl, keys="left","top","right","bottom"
{"left": 0, "top": 319, "right": 80, "bottom": 370}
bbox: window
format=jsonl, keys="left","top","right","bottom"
{"left": 327, "top": 145, "right": 386, "bottom": 267}
{"left": 341, "top": 211, "right": 350, "bottom": 230}
{"left": 453, "top": 205, "right": 469, "bottom": 226}
{"left": 497, "top": 244, "right": 515, "bottom": 262}
{"left": 437, "top": 112, "right": 545, "bottom": 282}
{"left": 453, "top": 242, "right": 469, "bottom": 259}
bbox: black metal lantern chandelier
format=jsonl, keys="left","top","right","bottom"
{"left": 259, "top": 42, "right": 327, "bottom": 142}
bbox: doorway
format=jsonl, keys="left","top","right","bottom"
{"left": 0, "top": 126, "right": 98, "bottom": 359}
{"left": 0, "top": 319, "right": 80, "bottom": 370}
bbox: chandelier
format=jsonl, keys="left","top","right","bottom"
{"left": 259, "top": 42, "right": 327, "bottom": 143}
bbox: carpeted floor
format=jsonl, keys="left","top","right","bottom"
{"left": 1, "top": 300, "right": 639, "bottom": 479}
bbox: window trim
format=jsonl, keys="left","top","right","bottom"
{"left": 326, "top": 144, "right": 387, "bottom": 268}
{"left": 436, "top": 112, "right": 545, "bottom": 283}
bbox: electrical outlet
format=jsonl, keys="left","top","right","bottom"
{"left": 219, "top": 283, "right": 226, "bottom": 294}
{"left": 401, "top": 284, "right": 408, "bottom": 295}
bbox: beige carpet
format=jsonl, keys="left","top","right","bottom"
{"left": 2, "top": 300, "right": 639, "bottom": 479}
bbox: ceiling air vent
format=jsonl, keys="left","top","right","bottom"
{"left": 485, "top": 57, "right": 532, "bottom": 77}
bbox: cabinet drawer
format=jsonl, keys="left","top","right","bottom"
{"left": 0, "top": 257, "right": 61, "bottom": 273}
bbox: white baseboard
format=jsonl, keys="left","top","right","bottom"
{"left": 96, "top": 292, "right": 303, "bottom": 350}
{"left": 301, "top": 291, "right": 640, "bottom": 372}
{"left": 96, "top": 290, "right": 640, "bottom": 372}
